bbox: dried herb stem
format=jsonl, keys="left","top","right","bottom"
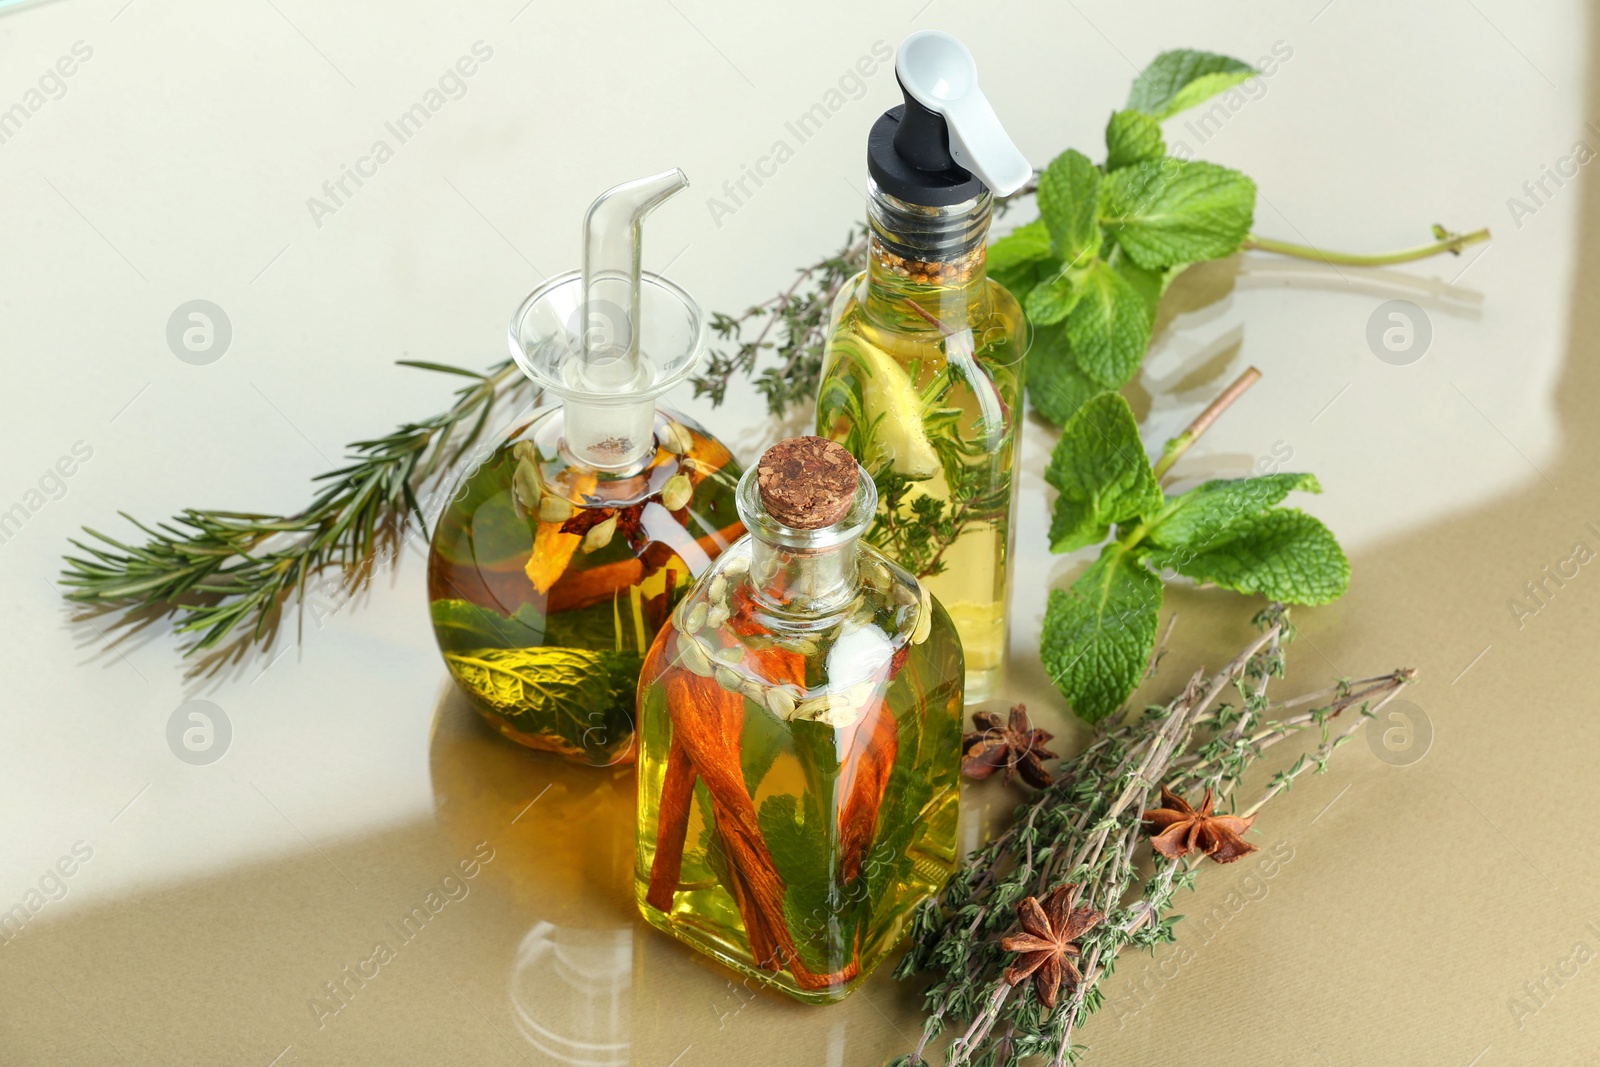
{"left": 896, "top": 611, "right": 1414, "bottom": 1067}
{"left": 1237, "top": 672, "right": 1412, "bottom": 819}
{"left": 694, "top": 227, "right": 868, "bottom": 414}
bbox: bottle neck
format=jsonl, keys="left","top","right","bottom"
{"left": 864, "top": 180, "right": 992, "bottom": 330}
{"left": 748, "top": 537, "right": 860, "bottom": 617}
{"left": 559, "top": 395, "right": 657, "bottom": 472}
{"left": 734, "top": 464, "right": 877, "bottom": 622}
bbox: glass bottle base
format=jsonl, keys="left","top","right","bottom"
{"left": 633, "top": 820, "right": 958, "bottom": 1005}
{"left": 942, "top": 599, "right": 1006, "bottom": 704}
{"left": 633, "top": 882, "right": 870, "bottom": 1005}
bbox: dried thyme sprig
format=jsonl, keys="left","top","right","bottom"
{"left": 689, "top": 182, "right": 1040, "bottom": 417}
{"left": 692, "top": 224, "right": 868, "bottom": 415}
{"left": 893, "top": 610, "right": 1415, "bottom": 1067}
{"left": 59, "top": 359, "right": 534, "bottom": 654}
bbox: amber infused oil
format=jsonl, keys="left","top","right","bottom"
{"left": 634, "top": 437, "right": 964, "bottom": 1002}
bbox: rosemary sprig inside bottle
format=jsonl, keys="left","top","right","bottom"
{"left": 60, "top": 360, "right": 532, "bottom": 653}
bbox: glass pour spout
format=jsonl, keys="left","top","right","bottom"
{"left": 578, "top": 169, "right": 689, "bottom": 392}
{"left": 510, "top": 168, "right": 703, "bottom": 474}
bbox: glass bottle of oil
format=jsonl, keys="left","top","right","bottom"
{"left": 815, "top": 31, "right": 1031, "bottom": 704}
{"left": 634, "top": 436, "right": 964, "bottom": 1003}
{"left": 428, "top": 170, "right": 744, "bottom": 766}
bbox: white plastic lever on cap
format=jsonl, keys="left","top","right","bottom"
{"left": 895, "top": 30, "right": 1031, "bottom": 198}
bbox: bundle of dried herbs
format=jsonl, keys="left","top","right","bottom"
{"left": 891, "top": 610, "right": 1414, "bottom": 1066}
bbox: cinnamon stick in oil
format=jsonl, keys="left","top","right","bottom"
{"left": 546, "top": 519, "right": 745, "bottom": 614}
{"left": 645, "top": 730, "right": 698, "bottom": 913}
{"left": 836, "top": 696, "right": 899, "bottom": 883}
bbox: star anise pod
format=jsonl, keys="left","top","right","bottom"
{"left": 961, "top": 704, "right": 1057, "bottom": 788}
{"left": 1000, "top": 883, "right": 1103, "bottom": 1009}
{"left": 1141, "top": 784, "right": 1258, "bottom": 863}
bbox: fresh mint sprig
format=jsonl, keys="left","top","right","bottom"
{"left": 1040, "top": 387, "right": 1348, "bottom": 723}
{"left": 991, "top": 48, "right": 1488, "bottom": 429}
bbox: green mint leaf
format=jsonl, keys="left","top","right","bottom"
{"left": 1110, "top": 246, "right": 1184, "bottom": 304}
{"left": 1101, "top": 159, "right": 1256, "bottom": 270}
{"left": 1041, "top": 543, "right": 1162, "bottom": 724}
{"left": 758, "top": 794, "right": 825, "bottom": 885}
{"left": 441, "top": 645, "right": 639, "bottom": 760}
{"left": 988, "top": 219, "right": 1053, "bottom": 275}
{"left": 862, "top": 753, "right": 934, "bottom": 909}
{"left": 1027, "top": 323, "right": 1102, "bottom": 427}
{"left": 1147, "top": 507, "right": 1350, "bottom": 605}
{"left": 1105, "top": 110, "right": 1165, "bottom": 170}
{"left": 1024, "top": 272, "right": 1082, "bottom": 326}
{"left": 1036, "top": 149, "right": 1103, "bottom": 266}
{"left": 760, "top": 791, "right": 863, "bottom": 974}
{"left": 1147, "top": 473, "right": 1322, "bottom": 548}
{"left": 1064, "top": 258, "right": 1155, "bottom": 388}
{"left": 1045, "top": 392, "right": 1162, "bottom": 553}
{"left": 1126, "top": 49, "right": 1258, "bottom": 120}
{"left": 429, "top": 598, "right": 543, "bottom": 653}
{"left": 991, "top": 256, "right": 1055, "bottom": 314}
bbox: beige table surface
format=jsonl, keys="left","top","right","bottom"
{"left": 2, "top": 0, "right": 1595, "bottom": 1064}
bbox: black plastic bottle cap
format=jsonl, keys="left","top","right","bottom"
{"left": 867, "top": 79, "right": 987, "bottom": 208}
{"left": 866, "top": 32, "right": 1031, "bottom": 207}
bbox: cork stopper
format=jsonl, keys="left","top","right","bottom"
{"left": 755, "top": 437, "right": 860, "bottom": 529}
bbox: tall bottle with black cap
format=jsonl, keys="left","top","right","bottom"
{"left": 815, "top": 30, "right": 1031, "bottom": 704}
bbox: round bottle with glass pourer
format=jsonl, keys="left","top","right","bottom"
{"left": 634, "top": 435, "right": 963, "bottom": 1003}
{"left": 428, "top": 170, "right": 744, "bottom": 766}
{"left": 815, "top": 31, "right": 1032, "bottom": 704}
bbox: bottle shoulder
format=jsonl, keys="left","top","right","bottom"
{"left": 654, "top": 541, "right": 962, "bottom": 728}
{"left": 428, "top": 407, "right": 745, "bottom": 600}
{"left": 498, "top": 406, "right": 742, "bottom": 510}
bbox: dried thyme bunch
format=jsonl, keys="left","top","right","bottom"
{"left": 891, "top": 610, "right": 1414, "bottom": 1067}
{"left": 693, "top": 224, "right": 868, "bottom": 415}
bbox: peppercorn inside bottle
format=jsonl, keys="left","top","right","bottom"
{"left": 634, "top": 436, "right": 964, "bottom": 1002}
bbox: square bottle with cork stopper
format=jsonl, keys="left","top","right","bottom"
{"left": 634, "top": 435, "right": 965, "bottom": 1002}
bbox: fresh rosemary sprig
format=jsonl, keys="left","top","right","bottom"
{"left": 893, "top": 610, "right": 1415, "bottom": 1067}
{"left": 60, "top": 359, "right": 533, "bottom": 654}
